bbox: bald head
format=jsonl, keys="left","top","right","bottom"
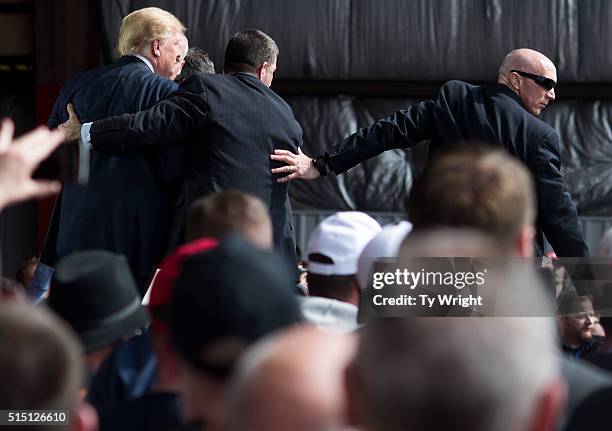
{"left": 498, "top": 49, "right": 557, "bottom": 116}
{"left": 226, "top": 326, "right": 357, "bottom": 431}
{"left": 499, "top": 49, "right": 554, "bottom": 77}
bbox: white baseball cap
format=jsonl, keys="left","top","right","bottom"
{"left": 307, "top": 212, "right": 382, "bottom": 276}
{"left": 356, "top": 221, "right": 413, "bottom": 289}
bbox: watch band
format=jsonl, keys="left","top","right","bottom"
{"left": 312, "top": 154, "right": 329, "bottom": 177}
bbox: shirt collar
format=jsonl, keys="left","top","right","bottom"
{"left": 495, "top": 83, "right": 524, "bottom": 106}
{"left": 133, "top": 54, "right": 154, "bottom": 73}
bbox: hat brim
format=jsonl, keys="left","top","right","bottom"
{"left": 78, "top": 306, "right": 150, "bottom": 353}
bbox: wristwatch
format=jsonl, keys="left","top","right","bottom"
{"left": 312, "top": 154, "right": 330, "bottom": 177}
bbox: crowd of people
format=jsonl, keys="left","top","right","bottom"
{"left": 2, "top": 5, "right": 612, "bottom": 431}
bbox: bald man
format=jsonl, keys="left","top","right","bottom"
{"left": 274, "top": 49, "right": 588, "bottom": 258}
{"left": 225, "top": 326, "right": 356, "bottom": 431}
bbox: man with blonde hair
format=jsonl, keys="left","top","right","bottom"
{"left": 116, "top": 7, "right": 188, "bottom": 79}
{"left": 40, "top": 7, "right": 188, "bottom": 294}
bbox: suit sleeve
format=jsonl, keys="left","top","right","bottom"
{"left": 328, "top": 100, "right": 435, "bottom": 175}
{"left": 534, "top": 130, "right": 589, "bottom": 257}
{"left": 47, "top": 91, "right": 68, "bottom": 129}
{"left": 90, "top": 78, "right": 208, "bottom": 152}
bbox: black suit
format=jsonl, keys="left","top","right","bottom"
{"left": 328, "top": 80, "right": 588, "bottom": 257}
{"left": 42, "top": 56, "right": 182, "bottom": 292}
{"left": 88, "top": 72, "right": 303, "bottom": 267}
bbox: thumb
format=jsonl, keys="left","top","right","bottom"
{"left": 66, "top": 103, "right": 79, "bottom": 121}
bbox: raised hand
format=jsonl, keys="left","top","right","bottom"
{"left": 0, "top": 118, "right": 63, "bottom": 209}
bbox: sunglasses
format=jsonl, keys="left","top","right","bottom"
{"left": 511, "top": 70, "right": 556, "bottom": 91}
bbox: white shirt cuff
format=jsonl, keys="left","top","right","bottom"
{"left": 81, "top": 122, "right": 93, "bottom": 149}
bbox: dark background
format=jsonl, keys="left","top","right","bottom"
{"left": 2, "top": 0, "right": 612, "bottom": 275}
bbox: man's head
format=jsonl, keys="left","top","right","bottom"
{"left": 15, "top": 256, "right": 38, "bottom": 287}
{"left": 169, "top": 236, "right": 303, "bottom": 426}
{"left": 116, "top": 7, "right": 188, "bottom": 79}
{"left": 175, "top": 47, "right": 215, "bottom": 83}
{"left": 407, "top": 145, "right": 536, "bottom": 256}
{"left": 224, "top": 29, "right": 278, "bottom": 87}
{"left": 557, "top": 290, "right": 596, "bottom": 349}
{"left": 356, "top": 221, "right": 413, "bottom": 290}
{"left": 307, "top": 212, "right": 381, "bottom": 304}
{"left": 226, "top": 326, "right": 357, "bottom": 431}
{"left": 347, "top": 317, "right": 564, "bottom": 431}
{"left": 186, "top": 190, "right": 273, "bottom": 249}
{"left": 147, "top": 238, "right": 219, "bottom": 393}
{"left": 0, "top": 303, "right": 97, "bottom": 431}
{"left": 498, "top": 48, "right": 557, "bottom": 116}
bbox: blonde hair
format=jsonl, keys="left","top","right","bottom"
{"left": 116, "top": 7, "right": 186, "bottom": 57}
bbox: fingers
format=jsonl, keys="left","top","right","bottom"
{"left": 66, "top": 103, "right": 78, "bottom": 121}
{"left": 29, "top": 180, "right": 62, "bottom": 199}
{"left": 272, "top": 149, "right": 297, "bottom": 157}
{"left": 270, "top": 154, "right": 296, "bottom": 164}
{"left": 271, "top": 165, "right": 298, "bottom": 174}
{"left": 14, "top": 127, "right": 64, "bottom": 166}
{"left": 276, "top": 172, "right": 298, "bottom": 183}
{"left": 0, "top": 118, "right": 15, "bottom": 152}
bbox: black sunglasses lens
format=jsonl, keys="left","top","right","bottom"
{"left": 537, "top": 77, "right": 555, "bottom": 91}
{"left": 512, "top": 70, "right": 555, "bottom": 91}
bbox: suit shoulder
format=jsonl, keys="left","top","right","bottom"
{"left": 436, "top": 80, "right": 481, "bottom": 102}
{"left": 440, "top": 80, "right": 476, "bottom": 93}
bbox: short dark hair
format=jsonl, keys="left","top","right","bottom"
{"left": 306, "top": 273, "right": 356, "bottom": 302}
{"left": 186, "top": 190, "right": 271, "bottom": 242}
{"left": 175, "top": 47, "right": 215, "bottom": 83}
{"left": 0, "top": 304, "right": 83, "bottom": 414}
{"left": 15, "top": 256, "right": 38, "bottom": 286}
{"left": 407, "top": 145, "right": 535, "bottom": 247}
{"left": 224, "top": 29, "right": 278, "bottom": 74}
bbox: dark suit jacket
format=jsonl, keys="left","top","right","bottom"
{"left": 42, "top": 56, "right": 182, "bottom": 289}
{"left": 88, "top": 72, "right": 303, "bottom": 267}
{"left": 328, "top": 80, "right": 588, "bottom": 257}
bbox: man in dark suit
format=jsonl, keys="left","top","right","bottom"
{"left": 61, "top": 29, "right": 303, "bottom": 272}
{"left": 41, "top": 7, "right": 188, "bottom": 294}
{"left": 272, "top": 48, "right": 588, "bottom": 258}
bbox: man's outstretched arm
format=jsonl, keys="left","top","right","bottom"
{"left": 60, "top": 77, "right": 208, "bottom": 152}
{"left": 271, "top": 100, "right": 435, "bottom": 182}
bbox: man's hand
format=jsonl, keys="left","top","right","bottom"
{"left": 58, "top": 103, "right": 82, "bottom": 142}
{"left": 270, "top": 147, "right": 320, "bottom": 183}
{"left": 0, "top": 118, "right": 63, "bottom": 209}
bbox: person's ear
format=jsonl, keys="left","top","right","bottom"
{"left": 71, "top": 401, "right": 98, "bottom": 431}
{"left": 152, "top": 39, "right": 162, "bottom": 58}
{"left": 509, "top": 71, "right": 521, "bottom": 90}
{"left": 257, "top": 62, "right": 269, "bottom": 81}
{"left": 516, "top": 225, "right": 536, "bottom": 257}
{"left": 525, "top": 377, "right": 566, "bottom": 431}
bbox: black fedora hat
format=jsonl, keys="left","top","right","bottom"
{"left": 49, "top": 250, "right": 149, "bottom": 353}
